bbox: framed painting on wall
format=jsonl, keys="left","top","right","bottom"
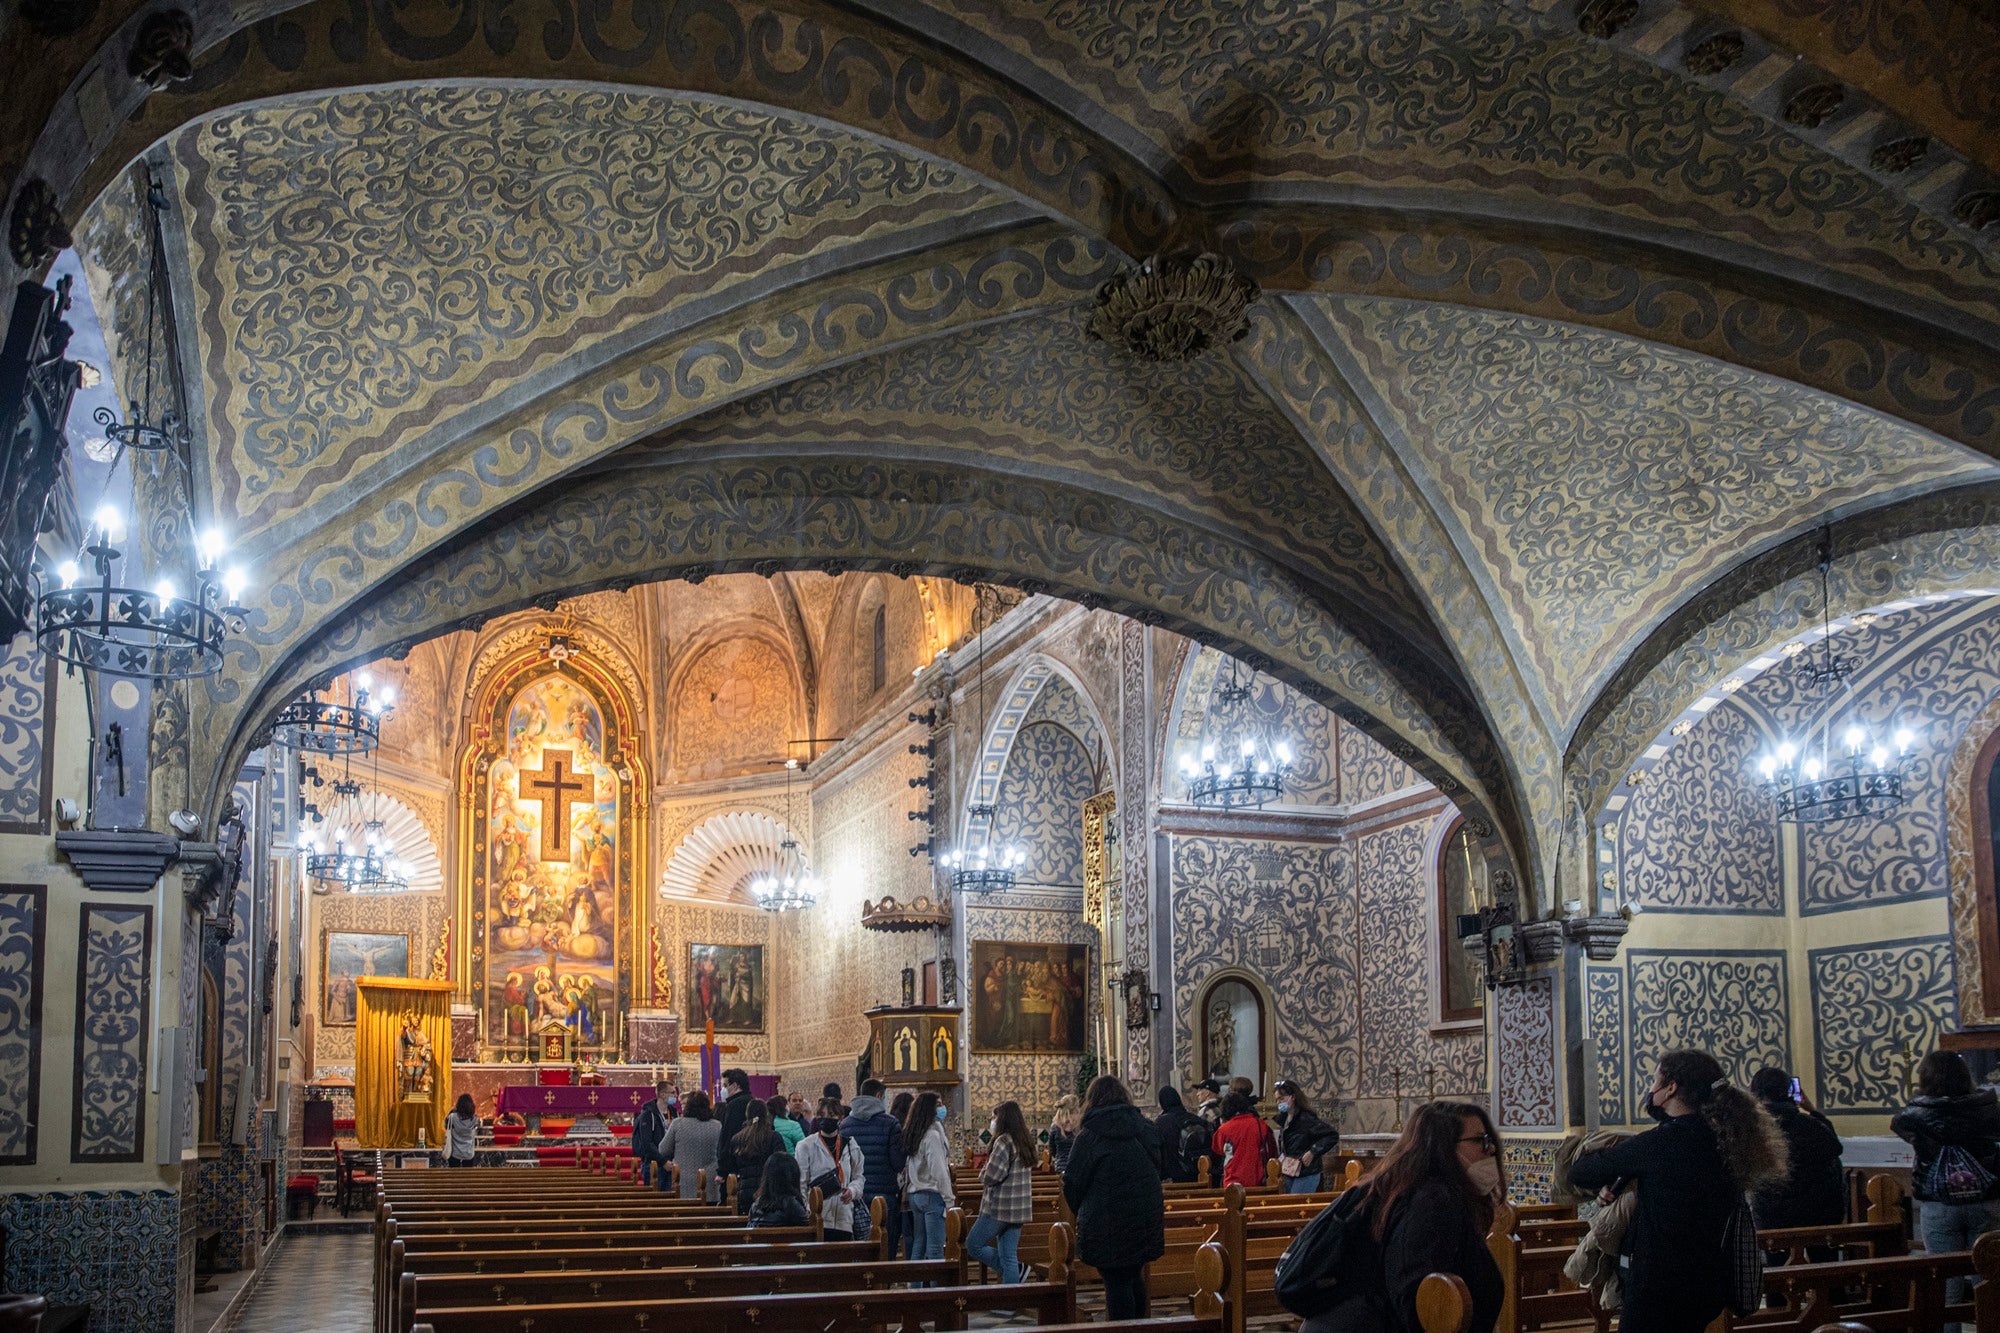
{"left": 688, "top": 942, "right": 766, "bottom": 1032}
{"left": 322, "top": 931, "right": 410, "bottom": 1026}
{"left": 971, "top": 940, "right": 1089, "bottom": 1053}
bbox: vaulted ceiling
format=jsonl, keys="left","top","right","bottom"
{"left": 15, "top": 0, "right": 1998, "bottom": 903}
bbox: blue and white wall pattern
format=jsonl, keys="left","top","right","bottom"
{"left": 72, "top": 904, "right": 153, "bottom": 1163}
{"left": 1809, "top": 935, "right": 1957, "bottom": 1114}
{"left": 1626, "top": 949, "right": 1789, "bottom": 1111}
{"left": 0, "top": 884, "right": 45, "bottom": 1164}
{"left": 0, "top": 634, "right": 53, "bottom": 834}
{"left": 0, "top": 1189, "right": 179, "bottom": 1332}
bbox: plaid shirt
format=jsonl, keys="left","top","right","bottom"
{"left": 979, "top": 1135, "right": 1034, "bottom": 1223}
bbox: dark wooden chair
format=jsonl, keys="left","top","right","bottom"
{"left": 337, "top": 1145, "right": 378, "bottom": 1217}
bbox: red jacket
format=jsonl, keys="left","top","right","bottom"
{"left": 1212, "top": 1112, "right": 1273, "bottom": 1188}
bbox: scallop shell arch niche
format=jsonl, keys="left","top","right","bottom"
{"left": 659, "top": 810, "right": 805, "bottom": 907}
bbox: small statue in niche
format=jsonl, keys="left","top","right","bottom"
{"left": 932, "top": 1023, "right": 954, "bottom": 1071}
{"left": 397, "top": 1010, "right": 436, "bottom": 1103}
{"left": 1205, "top": 992, "right": 1236, "bottom": 1078}
{"left": 901, "top": 965, "right": 916, "bottom": 1007}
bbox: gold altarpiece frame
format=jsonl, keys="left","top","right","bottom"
{"left": 1082, "top": 790, "right": 1126, "bottom": 1071}
{"left": 455, "top": 642, "right": 651, "bottom": 1060}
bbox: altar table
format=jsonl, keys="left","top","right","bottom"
{"left": 496, "top": 1084, "right": 652, "bottom": 1118}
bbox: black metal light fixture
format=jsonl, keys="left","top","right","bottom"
{"left": 1180, "top": 656, "right": 1294, "bottom": 809}
{"left": 274, "top": 672, "right": 396, "bottom": 755}
{"left": 751, "top": 758, "right": 819, "bottom": 912}
{"left": 1755, "top": 529, "right": 1916, "bottom": 823}
{"left": 941, "top": 589, "right": 1023, "bottom": 894}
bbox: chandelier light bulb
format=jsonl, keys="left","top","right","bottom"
{"left": 1803, "top": 757, "right": 1823, "bottom": 782}
{"left": 198, "top": 528, "right": 227, "bottom": 566}
{"left": 379, "top": 685, "right": 397, "bottom": 708}
{"left": 1894, "top": 727, "right": 1916, "bottom": 752}
{"left": 1843, "top": 725, "right": 1866, "bottom": 754}
{"left": 1870, "top": 747, "right": 1889, "bottom": 767}
{"left": 221, "top": 567, "right": 247, "bottom": 603}
{"left": 357, "top": 673, "right": 373, "bottom": 693}
{"left": 153, "top": 577, "right": 176, "bottom": 604}
{"left": 1200, "top": 743, "right": 1215, "bottom": 763}
{"left": 1776, "top": 741, "right": 1797, "bottom": 764}
{"left": 1239, "top": 739, "right": 1255, "bottom": 757}
{"left": 1758, "top": 755, "right": 1778, "bottom": 781}
{"left": 1276, "top": 742, "right": 1294, "bottom": 764}
{"left": 92, "top": 503, "right": 123, "bottom": 542}
{"left": 55, "top": 559, "right": 78, "bottom": 589}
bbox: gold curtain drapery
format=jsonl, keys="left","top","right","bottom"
{"left": 356, "top": 977, "right": 453, "bottom": 1149}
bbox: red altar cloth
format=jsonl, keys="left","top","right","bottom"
{"left": 496, "top": 1084, "right": 651, "bottom": 1117}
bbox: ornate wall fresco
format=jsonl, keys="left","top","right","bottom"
{"left": 1173, "top": 837, "right": 1358, "bottom": 1110}
{"left": 1316, "top": 296, "right": 1991, "bottom": 729}
{"left": 993, "top": 722, "right": 1099, "bottom": 889}
{"left": 1496, "top": 976, "right": 1558, "bottom": 1131}
{"left": 1625, "top": 950, "right": 1791, "bottom": 1115}
{"left": 1585, "top": 965, "right": 1627, "bottom": 1127}
{"left": 667, "top": 634, "right": 799, "bottom": 781}
{"left": 1616, "top": 699, "right": 1782, "bottom": 914}
{"left": 171, "top": 85, "right": 998, "bottom": 541}
{"left": 72, "top": 905, "right": 153, "bottom": 1162}
{"left": 1808, "top": 936, "right": 1957, "bottom": 1114}
{"left": 1354, "top": 818, "right": 1487, "bottom": 1118}
{"left": 0, "top": 635, "right": 52, "bottom": 834}
{"left": 0, "top": 886, "right": 45, "bottom": 1165}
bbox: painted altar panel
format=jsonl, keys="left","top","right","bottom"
{"left": 970, "top": 940, "right": 1089, "bottom": 1054}
{"left": 466, "top": 653, "right": 644, "bottom": 1053}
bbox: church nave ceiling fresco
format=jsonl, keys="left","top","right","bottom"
{"left": 9, "top": 0, "right": 1993, "bottom": 909}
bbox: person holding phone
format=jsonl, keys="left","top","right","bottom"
{"left": 1748, "top": 1066, "right": 1845, "bottom": 1235}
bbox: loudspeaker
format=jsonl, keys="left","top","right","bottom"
{"left": 154, "top": 1027, "right": 185, "bottom": 1164}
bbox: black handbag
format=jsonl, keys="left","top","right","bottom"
{"left": 1274, "top": 1185, "right": 1370, "bottom": 1317}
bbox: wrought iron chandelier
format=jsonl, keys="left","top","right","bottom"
{"left": 943, "top": 589, "right": 1023, "bottom": 894}
{"left": 1180, "top": 655, "right": 1294, "bottom": 809}
{"left": 941, "top": 802, "right": 1024, "bottom": 893}
{"left": 300, "top": 817, "right": 410, "bottom": 894}
{"left": 751, "top": 758, "right": 819, "bottom": 912}
{"left": 34, "top": 173, "right": 247, "bottom": 679}
{"left": 1756, "top": 531, "right": 1917, "bottom": 823}
{"left": 274, "top": 672, "right": 396, "bottom": 754}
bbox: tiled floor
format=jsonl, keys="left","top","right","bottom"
{"left": 224, "top": 1231, "right": 371, "bottom": 1333}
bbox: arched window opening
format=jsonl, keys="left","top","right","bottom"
{"left": 872, "top": 603, "right": 888, "bottom": 696}
{"left": 1436, "top": 815, "right": 1484, "bottom": 1026}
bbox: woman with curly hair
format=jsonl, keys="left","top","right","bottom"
{"left": 1570, "top": 1049, "right": 1786, "bottom": 1333}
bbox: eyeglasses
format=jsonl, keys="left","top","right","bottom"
{"left": 1458, "top": 1133, "right": 1497, "bottom": 1153}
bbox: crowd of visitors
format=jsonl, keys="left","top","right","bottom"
{"left": 610, "top": 1043, "right": 2000, "bottom": 1333}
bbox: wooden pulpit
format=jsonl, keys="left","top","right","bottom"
{"left": 865, "top": 1004, "right": 962, "bottom": 1090}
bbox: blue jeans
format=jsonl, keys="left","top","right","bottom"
{"left": 965, "top": 1214, "right": 1022, "bottom": 1283}
{"left": 1923, "top": 1198, "right": 2000, "bottom": 1328}
{"left": 1285, "top": 1172, "right": 1322, "bottom": 1194}
{"left": 909, "top": 1189, "right": 947, "bottom": 1261}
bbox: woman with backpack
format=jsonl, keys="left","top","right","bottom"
{"left": 1273, "top": 1080, "right": 1341, "bottom": 1193}
{"left": 1297, "top": 1100, "right": 1505, "bottom": 1332}
{"left": 1568, "top": 1048, "right": 1787, "bottom": 1333}
{"left": 1892, "top": 1049, "right": 2000, "bottom": 1326}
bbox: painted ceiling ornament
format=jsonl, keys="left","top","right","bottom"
{"left": 127, "top": 10, "right": 195, "bottom": 89}
{"left": 7, "top": 177, "right": 71, "bottom": 270}
{"left": 1086, "top": 251, "right": 1258, "bottom": 362}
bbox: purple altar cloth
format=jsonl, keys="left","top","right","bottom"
{"left": 496, "top": 1084, "right": 651, "bottom": 1116}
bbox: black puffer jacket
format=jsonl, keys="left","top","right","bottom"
{"left": 1276, "top": 1107, "right": 1341, "bottom": 1166}
{"left": 1892, "top": 1089, "right": 2000, "bottom": 1202}
{"left": 839, "top": 1095, "right": 906, "bottom": 1198}
{"left": 1751, "top": 1101, "right": 1845, "bottom": 1228}
{"left": 1063, "top": 1103, "right": 1166, "bottom": 1270}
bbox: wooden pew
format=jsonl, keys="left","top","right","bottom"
{"left": 402, "top": 1277, "right": 1080, "bottom": 1331}
{"left": 1727, "top": 1250, "right": 1975, "bottom": 1330}
{"left": 395, "top": 1259, "right": 963, "bottom": 1333}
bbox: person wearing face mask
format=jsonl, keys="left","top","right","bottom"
{"left": 1272, "top": 1080, "right": 1341, "bottom": 1194}
{"left": 1062, "top": 1076, "right": 1166, "bottom": 1320}
{"left": 900, "top": 1091, "right": 956, "bottom": 1260}
{"left": 1299, "top": 1100, "right": 1505, "bottom": 1333}
{"left": 795, "top": 1098, "right": 868, "bottom": 1240}
{"left": 966, "top": 1100, "right": 1037, "bottom": 1283}
{"left": 1569, "top": 1049, "right": 1787, "bottom": 1333}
